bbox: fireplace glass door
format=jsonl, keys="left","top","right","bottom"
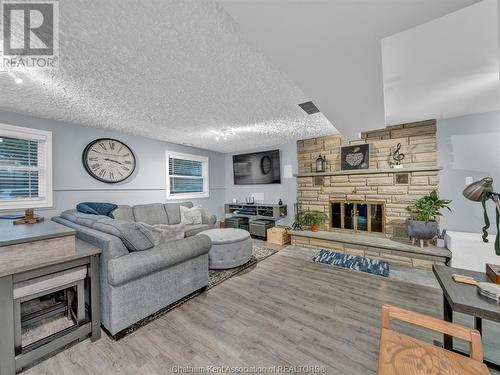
{"left": 331, "top": 201, "right": 384, "bottom": 233}
{"left": 356, "top": 203, "right": 368, "bottom": 231}
{"left": 344, "top": 203, "right": 354, "bottom": 230}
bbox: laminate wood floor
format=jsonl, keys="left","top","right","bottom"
{"left": 23, "top": 253, "right": 499, "bottom": 375}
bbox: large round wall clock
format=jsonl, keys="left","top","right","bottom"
{"left": 82, "top": 138, "right": 136, "bottom": 183}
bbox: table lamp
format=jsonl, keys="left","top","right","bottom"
{"left": 463, "top": 177, "right": 500, "bottom": 255}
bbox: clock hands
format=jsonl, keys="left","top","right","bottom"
{"left": 103, "top": 158, "right": 123, "bottom": 165}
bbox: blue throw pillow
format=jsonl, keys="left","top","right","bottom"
{"left": 76, "top": 202, "right": 118, "bottom": 218}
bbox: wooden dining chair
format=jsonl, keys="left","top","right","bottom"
{"left": 378, "top": 304, "right": 490, "bottom": 374}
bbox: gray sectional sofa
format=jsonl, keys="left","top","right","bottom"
{"left": 53, "top": 202, "right": 217, "bottom": 336}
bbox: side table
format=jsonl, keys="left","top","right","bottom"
{"left": 0, "top": 220, "right": 101, "bottom": 374}
{"left": 433, "top": 264, "right": 500, "bottom": 370}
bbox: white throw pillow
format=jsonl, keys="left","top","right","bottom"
{"left": 180, "top": 205, "right": 203, "bottom": 225}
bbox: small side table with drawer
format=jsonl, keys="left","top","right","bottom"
{"left": 0, "top": 220, "right": 101, "bottom": 375}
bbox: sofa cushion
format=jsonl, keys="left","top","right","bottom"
{"left": 164, "top": 202, "right": 193, "bottom": 224}
{"left": 201, "top": 211, "right": 217, "bottom": 227}
{"left": 184, "top": 224, "right": 210, "bottom": 237}
{"left": 53, "top": 216, "right": 129, "bottom": 259}
{"left": 60, "top": 209, "right": 108, "bottom": 228}
{"left": 92, "top": 218, "right": 155, "bottom": 252}
{"left": 133, "top": 203, "right": 168, "bottom": 225}
{"left": 111, "top": 205, "right": 135, "bottom": 222}
{"left": 107, "top": 234, "right": 212, "bottom": 286}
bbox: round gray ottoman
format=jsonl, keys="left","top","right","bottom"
{"left": 198, "top": 228, "right": 252, "bottom": 269}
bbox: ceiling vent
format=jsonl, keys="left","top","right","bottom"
{"left": 298, "top": 101, "right": 320, "bottom": 115}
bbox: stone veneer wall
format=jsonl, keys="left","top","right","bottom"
{"left": 296, "top": 120, "right": 439, "bottom": 238}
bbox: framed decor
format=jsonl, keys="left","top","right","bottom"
{"left": 340, "top": 144, "right": 370, "bottom": 171}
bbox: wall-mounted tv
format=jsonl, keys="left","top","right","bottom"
{"left": 233, "top": 149, "right": 281, "bottom": 185}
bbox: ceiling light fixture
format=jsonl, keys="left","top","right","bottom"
{"left": 214, "top": 129, "right": 235, "bottom": 141}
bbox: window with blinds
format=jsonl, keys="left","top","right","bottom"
{"left": 166, "top": 151, "right": 209, "bottom": 199}
{"left": 0, "top": 124, "right": 53, "bottom": 210}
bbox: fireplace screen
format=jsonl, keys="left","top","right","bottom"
{"left": 331, "top": 201, "right": 384, "bottom": 233}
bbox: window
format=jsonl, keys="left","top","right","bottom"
{"left": 166, "top": 151, "right": 209, "bottom": 200}
{"left": 0, "top": 124, "right": 53, "bottom": 210}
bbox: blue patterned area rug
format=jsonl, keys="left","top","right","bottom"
{"left": 312, "top": 249, "right": 390, "bottom": 277}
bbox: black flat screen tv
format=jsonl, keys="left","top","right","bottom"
{"left": 233, "top": 150, "right": 281, "bottom": 185}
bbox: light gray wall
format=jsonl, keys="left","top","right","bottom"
{"left": 224, "top": 142, "right": 298, "bottom": 225}
{"left": 0, "top": 111, "right": 226, "bottom": 218}
{"left": 437, "top": 110, "right": 500, "bottom": 234}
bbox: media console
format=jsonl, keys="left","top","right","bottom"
{"left": 224, "top": 203, "right": 287, "bottom": 240}
{"left": 224, "top": 203, "right": 287, "bottom": 221}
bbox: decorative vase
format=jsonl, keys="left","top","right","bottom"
{"left": 310, "top": 224, "right": 319, "bottom": 232}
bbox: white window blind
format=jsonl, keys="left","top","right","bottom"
{"left": 0, "top": 124, "right": 53, "bottom": 210}
{"left": 166, "top": 151, "right": 209, "bottom": 200}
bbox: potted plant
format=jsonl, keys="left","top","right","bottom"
{"left": 301, "top": 210, "right": 328, "bottom": 232}
{"left": 406, "top": 191, "right": 451, "bottom": 246}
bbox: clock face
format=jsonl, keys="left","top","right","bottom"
{"left": 82, "top": 138, "right": 136, "bottom": 183}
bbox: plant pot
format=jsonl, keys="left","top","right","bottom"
{"left": 310, "top": 224, "right": 319, "bottom": 232}
{"left": 406, "top": 219, "right": 438, "bottom": 240}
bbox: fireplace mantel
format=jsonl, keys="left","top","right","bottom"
{"left": 294, "top": 166, "right": 442, "bottom": 178}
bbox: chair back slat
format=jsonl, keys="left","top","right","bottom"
{"left": 381, "top": 304, "right": 484, "bottom": 362}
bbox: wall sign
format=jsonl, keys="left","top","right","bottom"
{"left": 395, "top": 172, "right": 409, "bottom": 185}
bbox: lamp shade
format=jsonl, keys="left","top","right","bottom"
{"left": 463, "top": 177, "right": 493, "bottom": 202}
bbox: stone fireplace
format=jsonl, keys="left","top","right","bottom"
{"left": 296, "top": 120, "right": 440, "bottom": 239}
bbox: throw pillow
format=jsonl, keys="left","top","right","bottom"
{"left": 92, "top": 218, "right": 155, "bottom": 252}
{"left": 180, "top": 205, "right": 203, "bottom": 225}
{"left": 76, "top": 202, "right": 118, "bottom": 218}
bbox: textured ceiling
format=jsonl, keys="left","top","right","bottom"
{"left": 0, "top": 0, "right": 336, "bottom": 153}
{"left": 219, "top": 0, "right": 482, "bottom": 139}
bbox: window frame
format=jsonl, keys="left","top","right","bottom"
{"left": 165, "top": 150, "right": 209, "bottom": 200}
{"left": 0, "top": 123, "right": 53, "bottom": 211}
